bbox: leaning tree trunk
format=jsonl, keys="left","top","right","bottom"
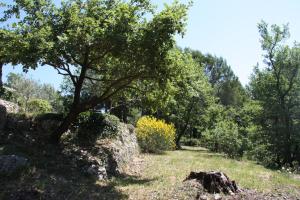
{"left": 50, "top": 107, "right": 79, "bottom": 144}
{"left": 50, "top": 65, "right": 88, "bottom": 144}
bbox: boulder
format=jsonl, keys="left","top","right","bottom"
{"left": 97, "top": 123, "right": 139, "bottom": 176}
{"left": 71, "top": 122, "right": 139, "bottom": 180}
{"left": 0, "top": 99, "right": 19, "bottom": 113}
{"left": 0, "top": 155, "right": 28, "bottom": 175}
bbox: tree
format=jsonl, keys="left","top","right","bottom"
{"left": 129, "top": 49, "right": 214, "bottom": 148}
{"left": 6, "top": 73, "right": 62, "bottom": 112}
{"left": 249, "top": 21, "right": 300, "bottom": 166}
{"left": 186, "top": 49, "right": 247, "bottom": 107}
{"left": 0, "top": 30, "right": 18, "bottom": 90}
{"left": 164, "top": 51, "right": 213, "bottom": 148}
{"left": 3, "top": 0, "right": 189, "bottom": 143}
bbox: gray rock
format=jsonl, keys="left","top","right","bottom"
{"left": 0, "top": 155, "right": 28, "bottom": 175}
{"left": 199, "top": 195, "right": 208, "bottom": 200}
{"left": 214, "top": 193, "right": 222, "bottom": 200}
{"left": 98, "top": 123, "right": 139, "bottom": 176}
{"left": 75, "top": 122, "right": 139, "bottom": 181}
{"left": 86, "top": 165, "right": 107, "bottom": 180}
{"left": 0, "top": 99, "right": 19, "bottom": 113}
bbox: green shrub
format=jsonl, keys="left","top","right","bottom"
{"left": 136, "top": 116, "right": 176, "bottom": 153}
{"left": 203, "top": 120, "right": 242, "bottom": 158}
{"left": 246, "top": 143, "right": 277, "bottom": 167}
{"left": 27, "top": 99, "right": 52, "bottom": 114}
{"left": 76, "top": 112, "right": 120, "bottom": 144}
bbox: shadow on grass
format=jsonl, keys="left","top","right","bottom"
{"left": 180, "top": 146, "right": 226, "bottom": 159}
{"left": 180, "top": 146, "right": 208, "bottom": 152}
{"left": 111, "top": 174, "right": 157, "bottom": 187}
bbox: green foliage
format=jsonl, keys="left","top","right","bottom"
{"left": 203, "top": 120, "right": 242, "bottom": 158}
{"left": 0, "top": 86, "right": 18, "bottom": 102}
{"left": 27, "top": 99, "right": 52, "bottom": 114}
{"left": 136, "top": 116, "right": 176, "bottom": 153}
{"left": 76, "top": 112, "right": 120, "bottom": 144}
{"left": 1, "top": 0, "right": 190, "bottom": 142}
{"left": 247, "top": 21, "right": 300, "bottom": 167}
{"left": 186, "top": 49, "right": 247, "bottom": 107}
{"left": 5, "top": 73, "right": 63, "bottom": 113}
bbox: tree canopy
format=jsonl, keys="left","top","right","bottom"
{"left": 1, "top": 0, "right": 190, "bottom": 143}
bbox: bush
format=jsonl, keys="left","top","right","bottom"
{"left": 27, "top": 99, "right": 52, "bottom": 114}
{"left": 203, "top": 120, "right": 242, "bottom": 158}
{"left": 76, "top": 112, "right": 120, "bottom": 144}
{"left": 136, "top": 116, "right": 176, "bottom": 153}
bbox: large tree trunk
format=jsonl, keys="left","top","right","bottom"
{"left": 50, "top": 106, "right": 79, "bottom": 144}
{"left": 50, "top": 65, "right": 88, "bottom": 144}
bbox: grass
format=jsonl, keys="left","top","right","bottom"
{"left": 111, "top": 146, "right": 300, "bottom": 199}
{"left": 1, "top": 138, "right": 300, "bottom": 199}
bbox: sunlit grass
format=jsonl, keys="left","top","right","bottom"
{"left": 113, "top": 146, "right": 300, "bottom": 199}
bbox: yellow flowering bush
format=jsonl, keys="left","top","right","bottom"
{"left": 136, "top": 116, "right": 176, "bottom": 153}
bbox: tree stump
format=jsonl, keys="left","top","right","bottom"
{"left": 184, "top": 171, "right": 240, "bottom": 194}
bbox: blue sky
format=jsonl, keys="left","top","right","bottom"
{"left": 2, "top": 0, "right": 300, "bottom": 89}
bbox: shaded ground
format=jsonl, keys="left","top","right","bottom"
{"left": 0, "top": 129, "right": 132, "bottom": 200}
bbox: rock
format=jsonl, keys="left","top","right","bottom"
{"left": 214, "top": 193, "right": 222, "bottom": 200}
{"left": 185, "top": 171, "right": 240, "bottom": 194}
{"left": 0, "top": 104, "right": 7, "bottom": 130}
{"left": 0, "top": 155, "right": 28, "bottom": 175}
{"left": 199, "top": 194, "right": 208, "bottom": 200}
{"left": 96, "top": 123, "right": 139, "bottom": 176}
{"left": 71, "top": 122, "right": 139, "bottom": 181}
{"left": 86, "top": 165, "right": 107, "bottom": 180}
{"left": 0, "top": 99, "right": 19, "bottom": 113}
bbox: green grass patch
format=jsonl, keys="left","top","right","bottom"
{"left": 113, "top": 146, "right": 300, "bottom": 199}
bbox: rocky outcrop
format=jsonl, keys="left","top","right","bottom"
{"left": 0, "top": 155, "right": 28, "bottom": 175}
{"left": 0, "top": 99, "right": 19, "bottom": 113}
{"left": 69, "top": 123, "right": 139, "bottom": 180}
{"left": 0, "top": 99, "right": 19, "bottom": 131}
{"left": 98, "top": 123, "right": 139, "bottom": 175}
